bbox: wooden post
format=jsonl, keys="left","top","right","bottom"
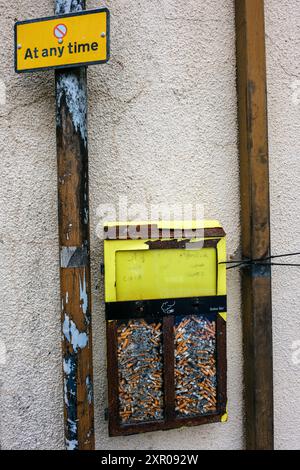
{"left": 55, "top": 0, "right": 95, "bottom": 450}
{"left": 235, "top": 0, "right": 274, "bottom": 449}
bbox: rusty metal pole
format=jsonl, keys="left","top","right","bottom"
{"left": 235, "top": 0, "right": 274, "bottom": 449}
{"left": 55, "top": 0, "right": 95, "bottom": 450}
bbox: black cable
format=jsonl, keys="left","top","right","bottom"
{"left": 265, "top": 251, "right": 300, "bottom": 261}
{"left": 259, "top": 262, "right": 300, "bottom": 267}
{"left": 226, "top": 262, "right": 248, "bottom": 270}
{"left": 221, "top": 259, "right": 249, "bottom": 265}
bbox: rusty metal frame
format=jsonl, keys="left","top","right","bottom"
{"left": 107, "top": 315, "right": 226, "bottom": 437}
{"left": 103, "top": 224, "right": 226, "bottom": 240}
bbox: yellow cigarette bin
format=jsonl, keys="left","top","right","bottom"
{"left": 104, "top": 220, "right": 227, "bottom": 436}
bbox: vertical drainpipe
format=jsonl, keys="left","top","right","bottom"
{"left": 235, "top": 0, "right": 274, "bottom": 449}
{"left": 55, "top": 0, "right": 95, "bottom": 450}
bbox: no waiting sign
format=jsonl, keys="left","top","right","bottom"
{"left": 15, "top": 8, "right": 110, "bottom": 73}
{"left": 54, "top": 24, "right": 68, "bottom": 40}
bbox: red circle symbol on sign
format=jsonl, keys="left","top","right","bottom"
{"left": 54, "top": 24, "right": 67, "bottom": 39}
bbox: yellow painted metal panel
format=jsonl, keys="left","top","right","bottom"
{"left": 217, "top": 237, "right": 227, "bottom": 295}
{"left": 104, "top": 221, "right": 226, "bottom": 303}
{"left": 104, "top": 239, "right": 150, "bottom": 302}
{"left": 115, "top": 248, "right": 217, "bottom": 301}
{"left": 15, "top": 9, "right": 109, "bottom": 72}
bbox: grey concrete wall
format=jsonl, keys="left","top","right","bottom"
{"left": 0, "top": 0, "right": 298, "bottom": 450}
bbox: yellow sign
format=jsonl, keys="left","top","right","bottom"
{"left": 15, "top": 8, "right": 109, "bottom": 73}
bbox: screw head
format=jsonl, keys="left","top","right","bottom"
{"left": 101, "top": 32, "right": 106, "bottom": 38}
{"left": 17, "top": 44, "right": 22, "bottom": 49}
{"left": 58, "top": 38, "right": 63, "bottom": 44}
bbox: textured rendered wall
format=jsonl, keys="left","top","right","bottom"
{"left": 0, "top": 0, "right": 297, "bottom": 450}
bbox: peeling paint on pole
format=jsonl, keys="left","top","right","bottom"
{"left": 55, "top": 0, "right": 84, "bottom": 15}
{"left": 63, "top": 353, "right": 78, "bottom": 449}
{"left": 56, "top": 73, "right": 88, "bottom": 146}
{"left": 63, "top": 314, "right": 89, "bottom": 352}
{"left": 55, "top": 0, "right": 95, "bottom": 451}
